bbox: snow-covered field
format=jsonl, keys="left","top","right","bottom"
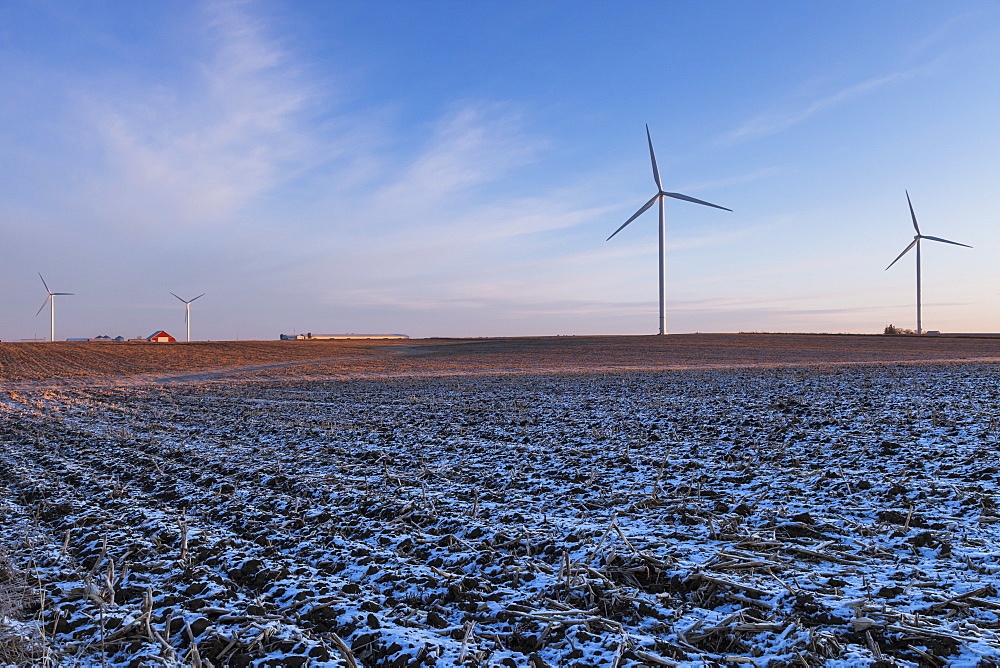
{"left": 2, "top": 362, "right": 1000, "bottom": 666}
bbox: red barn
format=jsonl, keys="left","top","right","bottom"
{"left": 146, "top": 330, "right": 176, "bottom": 343}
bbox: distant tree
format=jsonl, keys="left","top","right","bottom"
{"left": 884, "top": 324, "right": 916, "bottom": 335}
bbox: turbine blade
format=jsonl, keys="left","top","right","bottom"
{"left": 886, "top": 239, "right": 918, "bottom": 270}
{"left": 662, "top": 192, "right": 732, "bottom": 212}
{"left": 606, "top": 194, "right": 660, "bottom": 241}
{"left": 191, "top": 293, "right": 205, "bottom": 302}
{"left": 906, "top": 190, "right": 920, "bottom": 235}
{"left": 921, "top": 235, "right": 972, "bottom": 248}
{"left": 170, "top": 292, "right": 185, "bottom": 303}
{"left": 53, "top": 292, "right": 73, "bottom": 296}
{"left": 38, "top": 272, "right": 51, "bottom": 294}
{"left": 35, "top": 295, "right": 51, "bottom": 317}
{"left": 645, "top": 124, "right": 662, "bottom": 191}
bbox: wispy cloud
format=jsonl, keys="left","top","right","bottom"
{"left": 904, "top": 10, "right": 981, "bottom": 61}
{"left": 678, "top": 167, "right": 785, "bottom": 194}
{"left": 79, "top": 0, "right": 327, "bottom": 234}
{"left": 723, "top": 70, "right": 916, "bottom": 143}
{"left": 373, "top": 103, "right": 542, "bottom": 212}
{"left": 319, "top": 103, "right": 603, "bottom": 253}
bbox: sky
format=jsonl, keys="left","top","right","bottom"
{"left": 1, "top": 0, "right": 999, "bottom": 341}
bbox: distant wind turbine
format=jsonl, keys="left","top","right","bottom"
{"left": 885, "top": 191, "right": 971, "bottom": 335}
{"left": 35, "top": 273, "right": 74, "bottom": 342}
{"left": 171, "top": 292, "right": 205, "bottom": 342}
{"left": 606, "top": 125, "right": 731, "bottom": 335}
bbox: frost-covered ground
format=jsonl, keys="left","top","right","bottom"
{"left": 2, "top": 363, "right": 1000, "bottom": 666}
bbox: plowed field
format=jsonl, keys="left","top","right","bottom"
{"left": 2, "top": 336, "right": 1000, "bottom": 666}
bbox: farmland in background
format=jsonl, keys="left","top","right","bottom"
{"left": 3, "top": 333, "right": 1000, "bottom": 383}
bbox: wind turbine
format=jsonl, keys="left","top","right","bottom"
{"left": 170, "top": 292, "right": 205, "bottom": 342}
{"left": 606, "top": 125, "right": 731, "bottom": 335}
{"left": 35, "top": 273, "right": 74, "bottom": 342}
{"left": 885, "top": 191, "right": 971, "bottom": 335}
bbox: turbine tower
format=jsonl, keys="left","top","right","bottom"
{"left": 35, "top": 273, "right": 74, "bottom": 342}
{"left": 607, "top": 125, "right": 731, "bottom": 335}
{"left": 885, "top": 191, "right": 971, "bottom": 335}
{"left": 171, "top": 292, "right": 205, "bottom": 342}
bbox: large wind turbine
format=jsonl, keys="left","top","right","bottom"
{"left": 35, "top": 274, "right": 74, "bottom": 342}
{"left": 171, "top": 292, "right": 205, "bottom": 342}
{"left": 885, "top": 191, "right": 971, "bottom": 335}
{"left": 607, "top": 125, "right": 731, "bottom": 335}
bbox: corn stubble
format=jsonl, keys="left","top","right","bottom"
{"left": 1, "top": 340, "right": 1000, "bottom": 665}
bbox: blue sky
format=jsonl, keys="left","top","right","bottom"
{"left": 2, "top": 1, "right": 999, "bottom": 340}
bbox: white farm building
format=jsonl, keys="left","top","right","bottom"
{"left": 279, "top": 333, "right": 409, "bottom": 341}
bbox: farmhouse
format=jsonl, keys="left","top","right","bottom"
{"left": 146, "top": 330, "right": 177, "bottom": 343}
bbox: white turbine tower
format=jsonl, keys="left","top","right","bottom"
{"left": 35, "top": 273, "right": 74, "bottom": 342}
{"left": 886, "top": 191, "right": 971, "bottom": 335}
{"left": 607, "top": 125, "right": 731, "bottom": 335}
{"left": 171, "top": 292, "right": 205, "bottom": 342}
